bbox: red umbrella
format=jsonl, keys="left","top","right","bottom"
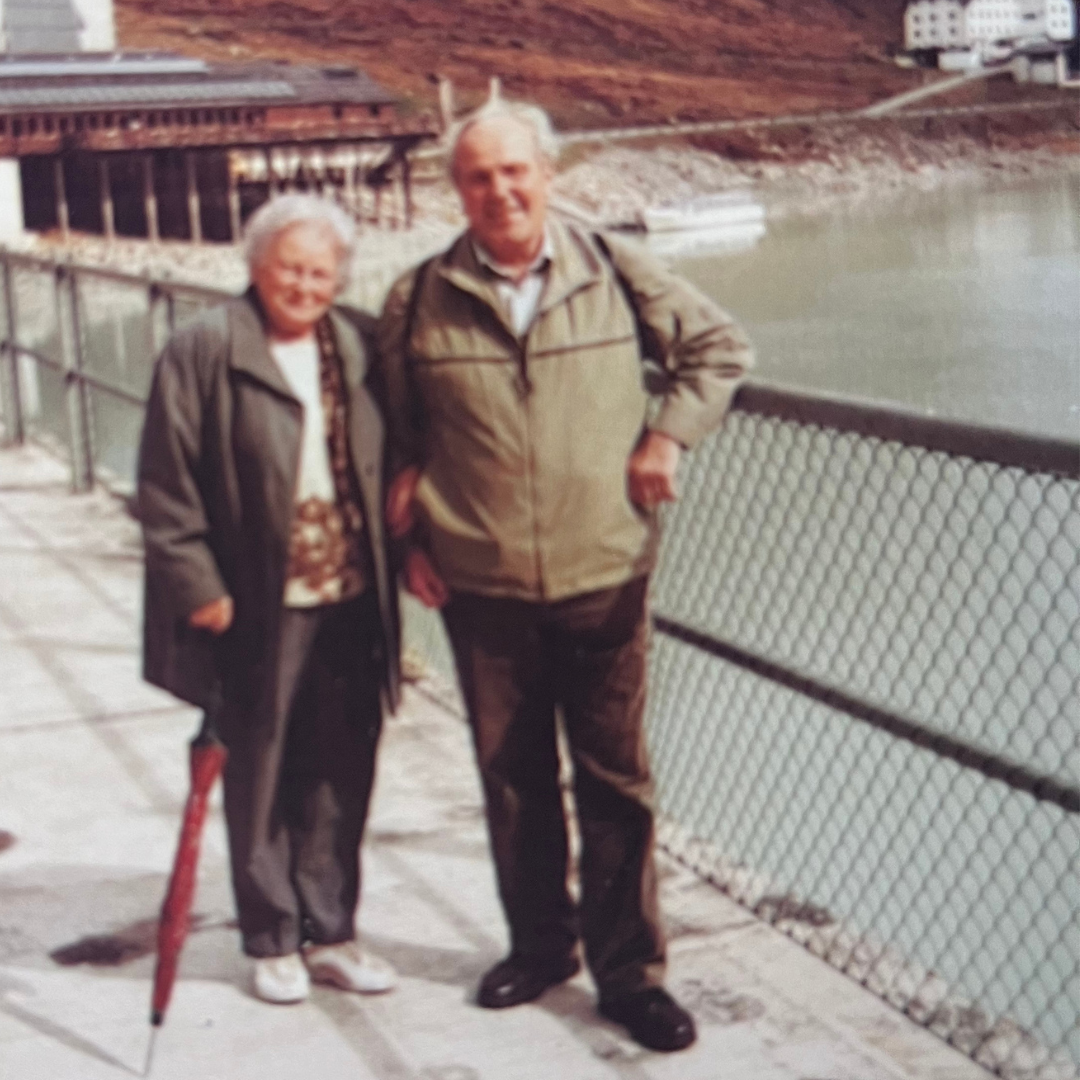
{"left": 145, "top": 706, "right": 228, "bottom": 1076}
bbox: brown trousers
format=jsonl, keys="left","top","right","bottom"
{"left": 220, "top": 594, "right": 383, "bottom": 958}
{"left": 443, "top": 575, "right": 665, "bottom": 1000}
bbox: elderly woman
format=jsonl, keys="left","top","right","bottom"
{"left": 138, "top": 194, "right": 399, "bottom": 1005}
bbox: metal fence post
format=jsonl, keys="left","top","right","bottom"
{"left": 55, "top": 263, "right": 94, "bottom": 492}
{"left": 0, "top": 255, "right": 24, "bottom": 445}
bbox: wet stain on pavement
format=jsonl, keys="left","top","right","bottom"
{"left": 50, "top": 913, "right": 224, "bottom": 967}
{"left": 50, "top": 918, "right": 159, "bottom": 966}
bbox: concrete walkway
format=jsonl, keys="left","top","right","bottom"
{"left": 0, "top": 441, "right": 992, "bottom": 1080}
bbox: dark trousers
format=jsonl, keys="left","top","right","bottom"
{"left": 443, "top": 575, "right": 665, "bottom": 1000}
{"left": 221, "top": 594, "right": 383, "bottom": 958}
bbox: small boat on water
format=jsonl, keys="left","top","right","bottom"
{"left": 639, "top": 191, "right": 765, "bottom": 233}
{"left": 644, "top": 219, "right": 766, "bottom": 260}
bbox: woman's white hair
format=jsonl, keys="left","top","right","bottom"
{"left": 447, "top": 99, "right": 561, "bottom": 178}
{"left": 243, "top": 193, "right": 357, "bottom": 290}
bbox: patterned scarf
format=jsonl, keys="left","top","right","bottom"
{"left": 283, "top": 317, "right": 369, "bottom": 604}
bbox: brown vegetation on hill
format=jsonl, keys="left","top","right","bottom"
{"left": 115, "top": 0, "right": 920, "bottom": 126}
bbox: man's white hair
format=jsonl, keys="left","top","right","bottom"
{"left": 447, "top": 99, "right": 561, "bottom": 178}
{"left": 243, "top": 193, "right": 357, "bottom": 290}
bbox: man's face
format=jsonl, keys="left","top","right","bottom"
{"left": 453, "top": 116, "right": 553, "bottom": 261}
{"left": 251, "top": 222, "right": 342, "bottom": 340}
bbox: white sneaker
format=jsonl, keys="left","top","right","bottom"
{"left": 304, "top": 941, "right": 396, "bottom": 993}
{"left": 253, "top": 953, "right": 311, "bottom": 1004}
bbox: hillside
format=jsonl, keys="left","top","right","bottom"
{"left": 114, "top": 0, "right": 919, "bottom": 127}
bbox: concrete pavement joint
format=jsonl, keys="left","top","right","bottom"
{"left": 0, "top": 497, "right": 140, "bottom": 627}
{"left": 0, "top": 993, "right": 141, "bottom": 1076}
{"left": 0, "top": 703, "right": 192, "bottom": 740}
{"left": 0, "top": 590, "right": 178, "bottom": 814}
{"left": 370, "top": 847, "right": 502, "bottom": 956}
{"left": 313, "top": 986, "right": 423, "bottom": 1080}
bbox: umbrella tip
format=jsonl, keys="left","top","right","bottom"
{"left": 143, "top": 1026, "right": 159, "bottom": 1078}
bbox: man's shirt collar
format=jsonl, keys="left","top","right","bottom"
{"left": 472, "top": 228, "right": 554, "bottom": 282}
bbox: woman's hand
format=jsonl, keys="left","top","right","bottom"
{"left": 628, "top": 430, "right": 682, "bottom": 509}
{"left": 404, "top": 548, "right": 449, "bottom": 609}
{"left": 188, "top": 595, "right": 235, "bottom": 635}
{"left": 386, "top": 466, "right": 421, "bottom": 539}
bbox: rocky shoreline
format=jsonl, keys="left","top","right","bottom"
{"left": 10, "top": 108, "right": 1078, "bottom": 312}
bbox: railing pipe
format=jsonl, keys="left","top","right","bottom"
{"left": 0, "top": 258, "right": 24, "bottom": 445}
{"left": 55, "top": 264, "right": 94, "bottom": 492}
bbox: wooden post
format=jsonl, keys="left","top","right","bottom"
{"left": 185, "top": 152, "right": 202, "bottom": 244}
{"left": 402, "top": 149, "right": 413, "bottom": 230}
{"left": 437, "top": 77, "right": 455, "bottom": 131}
{"left": 54, "top": 157, "right": 70, "bottom": 239}
{"left": 343, "top": 147, "right": 357, "bottom": 218}
{"left": 142, "top": 154, "right": 159, "bottom": 243}
{"left": 227, "top": 159, "right": 242, "bottom": 243}
{"left": 98, "top": 157, "right": 115, "bottom": 240}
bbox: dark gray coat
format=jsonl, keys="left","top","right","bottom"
{"left": 137, "top": 291, "right": 400, "bottom": 726}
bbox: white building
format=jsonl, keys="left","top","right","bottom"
{"left": 0, "top": 0, "right": 115, "bottom": 54}
{"left": 904, "top": 0, "right": 1076, "bottom": 55}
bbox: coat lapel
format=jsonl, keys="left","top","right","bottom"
{"left": 226, "top": 290, "right": 299, "bottom": 402}
{"left": 328, "top": 308, "right": 384, "bottom": 539}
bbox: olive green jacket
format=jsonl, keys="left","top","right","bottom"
{"left": 376, "top": 218, "right": 753, "bottom": 602}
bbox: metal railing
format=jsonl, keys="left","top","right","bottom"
{"left": 1, "top": 250, "right": 1076, "bottom": 1078}
{"left": 0, "top": 250, "right": 228, "bottom": 490}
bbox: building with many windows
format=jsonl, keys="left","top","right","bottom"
{"left": 904, "top": 0, "right": 1077, "bottom": 59}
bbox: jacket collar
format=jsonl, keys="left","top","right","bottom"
{"left": 436, "top": 216, "right": 604, "bottom": 334}
{"left": 227, "top": 289, "right": 366, "bottom": 399}
{"left": 227, "top": 289, "right": 296, "bottom": 400}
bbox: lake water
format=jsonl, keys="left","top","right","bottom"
{"left": 664, "top": 172, "right": 1080, "bottom": 442}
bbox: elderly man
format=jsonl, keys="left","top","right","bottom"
{"left": 377, "top": 101, "right": 752, "bottom": 1051}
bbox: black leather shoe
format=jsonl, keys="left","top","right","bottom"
{"left": 476, "top": 952, "right": 581, "bottom": 1009}
{"left": 598, "top": 987, "right": 697, "bottom": 1051}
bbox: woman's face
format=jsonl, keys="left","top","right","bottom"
{"left": 251, "top": 222, "right": 343, "bottom": 340}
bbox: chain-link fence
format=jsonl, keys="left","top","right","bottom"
{"left": 2, "top": 250, "right": 1076, "bottom": 1077}
{"left": 648, "top": 386, "right": 1079, "bottom": 1079}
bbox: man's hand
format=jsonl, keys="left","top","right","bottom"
{"left": 404, "top": 548, "right": 450, "bottom": 609}
{"left": 627, "top": 430, "right": 682, "bottom": 509}
{"left": 188, "top": 595, "right": 234, "bottom": 635}
{"left": 386, "top": 466, "right": 421, "bottom": 539}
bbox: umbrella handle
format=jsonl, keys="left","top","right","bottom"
{"left": 192, "top": 674, "right": 226, "bottom": 749}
